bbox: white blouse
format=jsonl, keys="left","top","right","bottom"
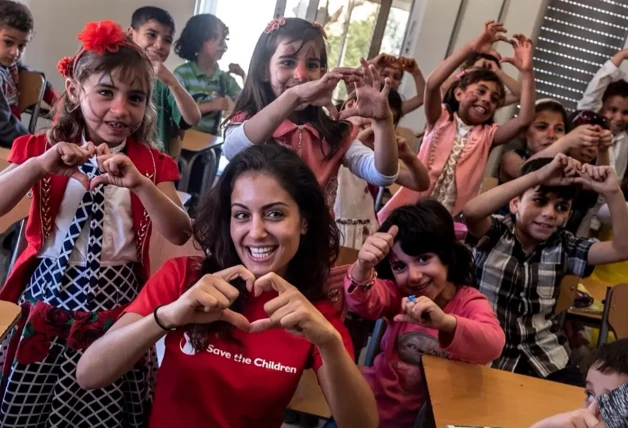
{"left": 38, "top": 139, "right": 138, "bottom": 265}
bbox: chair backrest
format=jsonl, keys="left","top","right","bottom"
{"left": 555, "top": 275, "right": 580, "bottom": 315}
{"left": 396, "top": 126, "right": 419, "bottom": 154}
{"left": 18, "top": 69, "right": 46, "bottom": 134}
{"left": 337, "top": 246, "right": 359, "bottom": 266}
{"left": 18, "top": 69, "right": 45, "bottom": 112}
{"left": 608, "top": 283, "right": 628, "bottom": 340}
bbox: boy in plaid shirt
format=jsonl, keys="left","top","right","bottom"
{"left": 463, "top": 154, "right": 628, "bottom": 386}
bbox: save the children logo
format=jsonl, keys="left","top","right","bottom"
{"left": 179, "top": 333, "right": 297, "bottom": 373}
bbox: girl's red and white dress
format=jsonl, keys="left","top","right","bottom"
{"left": 0, "top": 134, "right": 180, "bottom": 427}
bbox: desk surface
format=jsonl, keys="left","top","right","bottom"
{"left": 0, "top": 301, "right": 21, "bottom": 341}
{"left": 181, "top": 130, "right": 223, "bottom": 152}
{"left": 423, "top": 355, "right": 584, "bottom": 428}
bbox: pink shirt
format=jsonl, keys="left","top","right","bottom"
{"left": 378, "top": 106, "right": 499, "bottom": 222}
{"left": 344, "top": 278, "right": 505, "bottom": 428}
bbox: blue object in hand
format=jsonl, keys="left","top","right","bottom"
{"left": 408, "top": 295, "right": 417, "bottom": 303}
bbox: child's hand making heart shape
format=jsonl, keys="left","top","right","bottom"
{"left": 36, "top": 141, "right": 97, "bottom": 189}
{"left": 89, "top": 144, "right": 148, "bottom": 190}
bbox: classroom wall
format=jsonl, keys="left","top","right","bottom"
{"left": 18, "top": 0, "right": 196, "bottom": 91}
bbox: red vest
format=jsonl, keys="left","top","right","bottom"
{"left": 0, "top": 134, "right": 177, "bottom": 303}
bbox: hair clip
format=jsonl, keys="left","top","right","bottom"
{"left": 311, "top": 21, "right": 327, "bottom": 39}
{"left": 264, "top": 17, "right": 286, "bottom": 34}
{"left": 455, "top": 70, "right": 467, "bottom": 79}
{"left": 57, "top": 20, "right": 130, "bottom": 77}
{"left": 57, "top": 56, "right": 74, "bottom": 78}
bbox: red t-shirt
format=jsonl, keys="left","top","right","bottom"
{"left": 125, "top": 257, "right": 353, "bottom": 428}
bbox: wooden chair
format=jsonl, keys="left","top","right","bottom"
{"left": 555, "top": 275, "right": 580, "bottom": 315}
{"left": 18, "top": 69, "right": 46, "bottom": 134}
{"left": 599, "top": 283, "right": 628, "bottom": 346}
{"left": 0, "top": 300, "right": 21, "bottom": 341}
{"left": 177, "top": 130, "right": 223, "bottom": 196}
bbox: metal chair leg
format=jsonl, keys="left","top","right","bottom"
{"left": 597, "top": 286, "right": 613, "bottom": 348}
{"left": 7, "top": 219, "right": 27, "bottom": 274}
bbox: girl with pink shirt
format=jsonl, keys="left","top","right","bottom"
{"left": 379, "top": 21, "right": 537, "bottom": 222}
{"left": 345, "top": 200, "right": 505, "bottom": 428}
{"left": 223, "top": 18, "right": 399, "bottom": 208}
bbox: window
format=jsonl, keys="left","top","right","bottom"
{"left": 533, "top": 0, "right": 628, "bottom": 112}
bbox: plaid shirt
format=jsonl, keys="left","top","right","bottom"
{"left": 472, "top": 215, "right": 596, "bottom": 377}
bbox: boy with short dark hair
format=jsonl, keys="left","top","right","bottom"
{"left": 578, "top": 49, "right": 628, "bottom": 182}
{"left": 0, "top": 0, "right": 32, "bottom": 147}
{"left": 531, "top": 340, "right": 628, "bottom": 428}
{"left": 462, "top": 154, "right": 628, "bottom": 387}
{"left": 586, "top": 339, "right": 628, "bottom": 406}
{"left": 128, "top": 6, "right": 200, "bottom": 156}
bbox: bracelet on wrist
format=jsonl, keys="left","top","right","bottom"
{"left": 347, "top": 263, "right": 377, "bottom": 291}
{"left": 154, "top": 305, "right": 176, "bottom": 331}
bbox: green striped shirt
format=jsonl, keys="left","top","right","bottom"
{"left": 173, "top": 61, "right": 241, "bottom": 134}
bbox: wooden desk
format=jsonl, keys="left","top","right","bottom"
{"left": 287, "top": 369, "right": 331, "bottom": 418}
{"left": 181, "top": 129, "right": 222, "bottom": 152}
{"left": 423, "top": 355, "right": 584, "bottom": 428}
{"left": 0, "top": 300, "right": 21, "bottom": 341}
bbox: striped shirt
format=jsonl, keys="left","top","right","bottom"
{"left": 472, "top": 215, "right": 596, "bottom": 377}
{"left": 173, "top": 61, "right": 241, "bottom": 135}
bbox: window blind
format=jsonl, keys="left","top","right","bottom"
{"left": 533, "top": 0, "right": 628, "bottom": 112}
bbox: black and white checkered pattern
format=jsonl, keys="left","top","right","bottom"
{"left": 24, "top": 260, "right": 139, "bottom": 312}
{"left": 471, "top": 215, "right": 596, "bottom": 377}
{"left": 0, "top": 336, "right": 155, "bottom": 427}
{"left": 0, "top": 160, "right": 154, "bottom": 426}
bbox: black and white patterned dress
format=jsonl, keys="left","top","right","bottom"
{"left": 0, "top": 148, "right": 156, "bottom": 427}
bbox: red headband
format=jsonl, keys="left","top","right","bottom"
{"left": 57, "top": 20, "right": 129, "bottom": 78}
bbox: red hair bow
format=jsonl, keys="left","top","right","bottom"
{"left": 57, "top": 20, "right": 129, "bottom": 77}
{"left": 57, "top": 56, "right": 74, "bottom": 78}
{"left": 77, "top": 20, "right": 126, "bottom": 55}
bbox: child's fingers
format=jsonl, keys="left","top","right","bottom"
{"left": 370, "top": 64, "right": 382, "bottom": 88}
{"left": 360, "top": 58, "right": 374, "bottom": 88}
{"left": 393, "top": 314, "right": 415, "bottom": 323}
{"left": 387, "top": 225, "right": 399, "bottom": 239}
{"left": 337, "top": 107, "right": 357, "bottom": 122}
{"left": 96, "top": 153, "right": 115, "bottom": 173}
{"left": 89, "top": 173, "right": 110, "bottom": 190}
{"left": 381, "top": 77, "right": 391, "bottom": 97}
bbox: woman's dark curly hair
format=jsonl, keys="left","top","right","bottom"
{"left": 443, "top": 67, "right": 505, "bottom": 125}
{"left": 186, "top": 142, "right": 340, "bottom": 351}
{"left": 375, "top": 200, "right": 475, "bottom": 287}
{"left": 174, "top": 14, "right": 228, "bottom": 62}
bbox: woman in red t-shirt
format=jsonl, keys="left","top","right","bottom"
{"left": 76, "top": 143, "right": 378, "bottom": 428}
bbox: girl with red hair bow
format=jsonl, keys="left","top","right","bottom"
{"left": 0, "top": 20, "right": 192, "bottom": 426}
